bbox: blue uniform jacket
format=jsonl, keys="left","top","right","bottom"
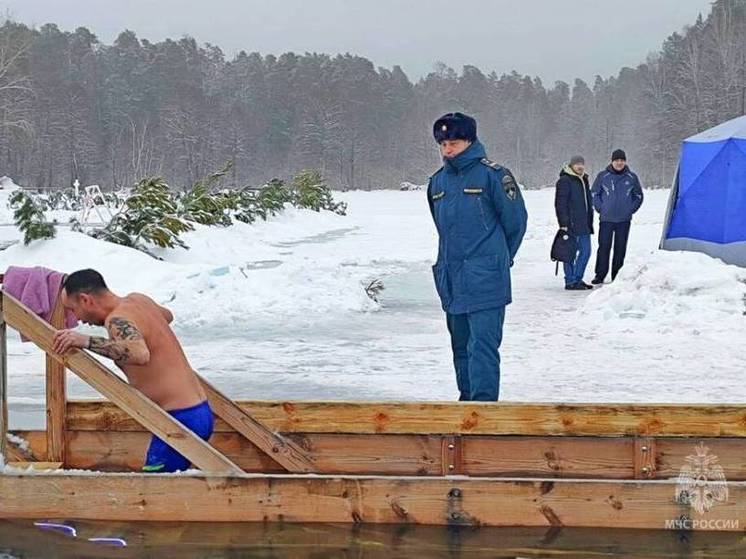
{"left": 428, "top": 141, "right": 528, "bottom": 315}
{"left": 591, "top": 165, "right": 644, "bottom": 223}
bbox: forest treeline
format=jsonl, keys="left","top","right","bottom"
{"left": 0, "top": 0, "right": 744, "bottom": 190}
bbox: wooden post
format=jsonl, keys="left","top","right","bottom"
{"left": 46, "top": 296, "right": 66, "bottom": 464}
{"left": 0, "top": 293, "right": 7, "bottom": 463}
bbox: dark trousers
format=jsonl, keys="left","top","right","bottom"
{"left": 446, "top": 306, "right": 505, "bottom": 401}
{"left": 595, "top": 221, "right": 631, "bottom": 281}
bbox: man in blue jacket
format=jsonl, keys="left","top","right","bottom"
{"left": 427, "top": 112, "right": 528, "bottom": 401}
{"left": 591, "top": 149, "right": 644, "bottom": 284}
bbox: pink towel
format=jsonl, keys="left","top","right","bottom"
{"left": 3, "top": 266, "right": 78, "bottom": 341}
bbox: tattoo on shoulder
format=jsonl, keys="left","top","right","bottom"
{"left": 108, "top": 317, "right": 144, "bottom": 341}
{"left": 84, "top": 316, "right": 146, "bottom": 365}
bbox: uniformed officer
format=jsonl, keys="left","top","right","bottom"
{"left": 427, "top": 112, "right": 528, "bottom": 401}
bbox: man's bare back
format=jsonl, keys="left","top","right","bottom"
{"left": 98, "top": 293, "right": 206, "bottom": 410}
{"left": 55, "top": 290, "right": 206, "bottom": 411}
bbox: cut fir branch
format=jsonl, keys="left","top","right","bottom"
{"left": 9, "top": 190, "right": 56, "bottom": 245}
{"left": 291, "top": 170, "right": 347, "bottom": 216}
{"left": 177, "top": 161, "right": 235, "bottom": 226}
{"left": 97, "top": 177, "right": 194, "bottom": 251}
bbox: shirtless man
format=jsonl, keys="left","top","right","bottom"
{"left": 52, "top": 269, "right": 212, "bottom": 473}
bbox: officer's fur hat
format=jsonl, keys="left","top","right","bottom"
{"left": 433, "top": 112, "right": 477, "bottom": 143}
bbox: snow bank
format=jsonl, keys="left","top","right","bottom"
{"left": 0, "top": 176, "right": 19, "bottom": 191}
{"left": 0, "top": 203, "right": 378, "bottom": 331}
{"left": 581, "top": 250, "right": 746, "bottom": 332}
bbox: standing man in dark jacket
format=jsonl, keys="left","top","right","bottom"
{"left": 555, "top": 155, "right": 594, "bottom": 290}
{"left": 428, "top": 112, "right": 528, "bottom": 401}
{"left": 591, "top": 149, "right": 644, "bottom": 284}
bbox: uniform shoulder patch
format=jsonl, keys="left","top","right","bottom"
{"left": 501, "top": 172, "right": 518, "bottom": 201}
{"left": 480, "top": 158, "right": 502, "bottom": 171}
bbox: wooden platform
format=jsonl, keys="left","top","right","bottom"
{"left": 3, "top": 399, "right": 746, "bottom": 531}
{"left": 2, "top": 289, "right": 745, "bottom": 531}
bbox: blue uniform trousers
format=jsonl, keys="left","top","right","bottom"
{"left": 446, "top": 306, "right": 506, "bottom": 401}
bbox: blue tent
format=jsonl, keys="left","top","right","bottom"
{"left": 661, "top": 115, "right": 746, "bottom": 267}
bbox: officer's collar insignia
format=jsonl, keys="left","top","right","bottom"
{"left": 502, "top": 174, "right": 518, "bottom": 200}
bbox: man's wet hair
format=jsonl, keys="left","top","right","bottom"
{"left": 62, "top": 269, "right": 109, "bottom": 296}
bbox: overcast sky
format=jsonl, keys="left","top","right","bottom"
{"left": 2, "top": 0, "right": 712, "bottom": 84}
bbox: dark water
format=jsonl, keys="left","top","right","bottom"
{"left": 0, "top": 520, "right": 743, "bottom": 558}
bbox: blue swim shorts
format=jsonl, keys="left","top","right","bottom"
{"left": 142, "top": 400, "right": 214, "bottom": 473}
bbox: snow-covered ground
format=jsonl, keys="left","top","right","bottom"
{"left": 1, "top": 185, "right": 745, "bottom": 428}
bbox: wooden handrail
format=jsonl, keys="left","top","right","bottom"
{"left": 200, "top": 378, "right": 316, "bottom": 473}
{"left": 0, "top": 291, "right": 244, "bottom": 476}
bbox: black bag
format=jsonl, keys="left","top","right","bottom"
{"left": 551, "top": 229, "right": 577, "bottom": 275}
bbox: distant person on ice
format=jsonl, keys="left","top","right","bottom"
{"left": 590, "top": 149, "right": 644, "bottom": 284}
{"left": 427, "top": 112, "right": 528, "bottom": 401}
{"left": 52, "top": 269, "right": 213, "bottom": 473}
{"left": 555, "top": 155, "right": 594, "bottom": 291}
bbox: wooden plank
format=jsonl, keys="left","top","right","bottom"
{"left": 23, "top": 430, "right": 443, "bottom": 475}
{"left": 20, "top": 428, "right": 746, "bottom": 482}
{"left": 45, "top": 294, "right": 66, "bottom": 464}
{"left": 12, "top": 431, "right": 46, "bottom": 460}
{"left": 1, "top": 472, "right": 745, "bottom": 529}
{"left": 200, "top": 377, "right": 316, "bottom": 473}
{"left": 65, "top": 399, "right": 746, "bottom": 437}
{"left": 4, "top": 437, "right": 34, "bottom": 462}
{"left": 656, "top": 438, "right": 746, "bottom": 480}
{"left": 1, "top": 292, "right": 243, "bottom": 477}
{"left": 7, "top": 461, "right": 62, "bottom": 470}
{"left": 463, "top": 436, "right": 635, "bottom": 479}
{"left": 22, "top": 428, "right": 746, "bottom": 482}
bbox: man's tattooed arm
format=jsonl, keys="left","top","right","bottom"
{"left": 87, "top": 316, "right": 151, "bottom": 365}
